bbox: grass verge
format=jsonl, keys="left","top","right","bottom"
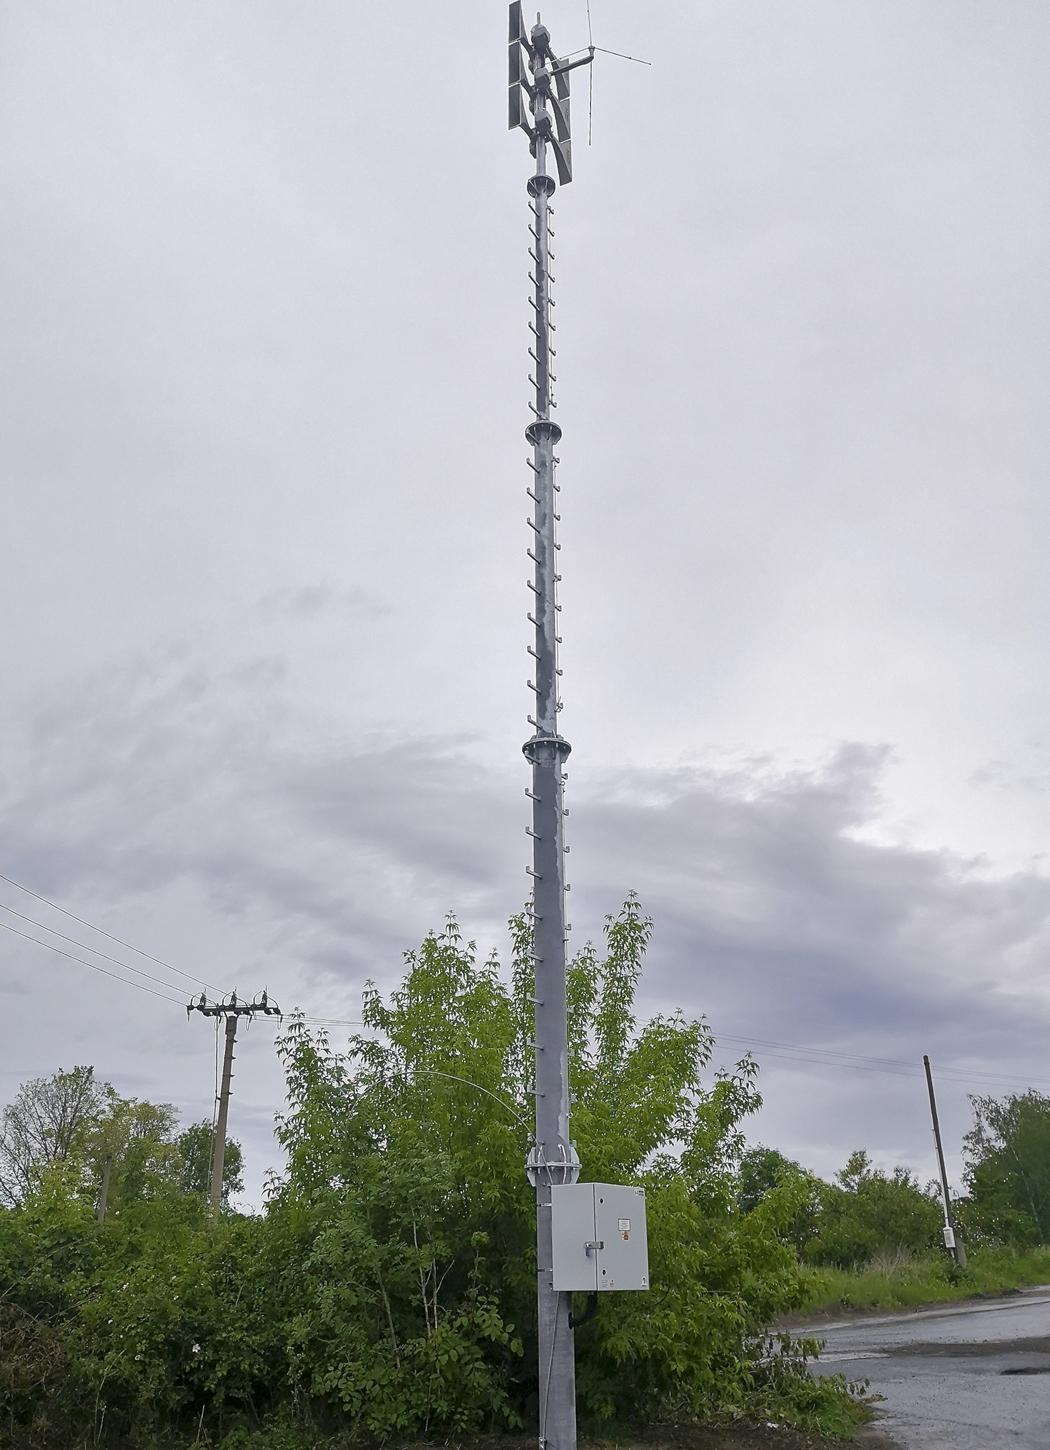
{"left": 212, "top": 1431, "right": 879, "bottom": 1450}
{"left": 794, "top": 1246, "right": 1050, "bottom": 1317}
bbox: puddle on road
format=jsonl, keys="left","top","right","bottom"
{"left": 818, "top": 1351, "right": 889, "bottom": 1363}
{"left": 885, "top": 1336, "right": 1050, "bottom": 1359}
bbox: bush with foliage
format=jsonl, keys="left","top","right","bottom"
{"left": 0, "top": 1066, "right": 242, "bottom": 1215}
{"left": 0, "top": 898, "right": 864, "bottom": 1448}
{"left": 960, "top": 1090, "right": 1050, "bottom": 1247}
{"left": 796, "top": 1151, "right": 942, "bottom": 1269}
{"left": 737, "top": 1146, "right": 823, "bottom": 1255}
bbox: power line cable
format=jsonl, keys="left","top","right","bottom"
{"left": 6, "top": 873, "right": 1044, "bottom": 1094}
{"left": 715, "top": 1032, "right": 1050, "bottom": 1089}
{"left": 718, "top": 1030, "right": 960, "bottom": 1072}
{"left": 0, "top": 918, "right": 184, "bottom": 1006}
{"left": 283, "top": 1014, "right": 1050, "bottom": 1088}
{"left": 0, "top": 870, "right": 225, "bottom": 995}
{"left": 712, "top": 1045, "right": 918, "bottom": 1081}
{"left": 710, "top": 1044, "right": 1050, "bottom": 1093}
{"left": 0, "top": 899, "right": 210, "bottom": 1001}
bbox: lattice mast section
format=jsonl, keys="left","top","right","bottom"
{"left": 509, "top": 8, "right": 592, "bottom": 1447}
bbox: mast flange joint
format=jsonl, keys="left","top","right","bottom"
{"left": 522, "top": 733, "right": 572, "bottom": 762}
{"left": 527, "top": 172, "right": 556, "bottom": 198}
{"left": 525, "top": 418, "right": 563, "bottom": 445}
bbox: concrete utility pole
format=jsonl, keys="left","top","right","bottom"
{"left": 187, "top": 991, "right": 281, "bottom": 1215}
{"left": 95, "top": 1155, "right": 113, "bottom": 1223}
{"left": 210, "top": 1013, "right": 238, "bottom": 1216}
{"left": 509, "top": 9, "right": 592, "bottom": 1447}
{"left": 923, "top": 1054, "right": 966, "bottom": 1268}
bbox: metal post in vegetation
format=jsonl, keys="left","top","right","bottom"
{"left": 923, "top": 1053, "right": 966, "bottom": 1268}
{"left": 187, "top": 991, "right": 281, "bottom": 1215}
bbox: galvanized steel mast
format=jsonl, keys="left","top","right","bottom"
{"left": 508, "top": 8, "right": 592, "bottom": 1447}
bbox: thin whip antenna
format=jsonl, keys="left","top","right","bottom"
{"left": 586, "top": 0, "right": 594, "bottom": 145}
{"left": 594, "top": 44, "right": 652, "bottom": 66}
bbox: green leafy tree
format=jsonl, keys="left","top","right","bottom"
{"left": 0, "top": 1067, "right": 197, "bottom": 1218}
{"left": 89, "top": 1097, "right": 181, "bottom": 1217}
{"left": 0, "top": 1168, "right": 101, "bottom": 1439}
{"left": 803, "top": 1150, "right": 942, "bottom": 1267}
{"left": 174, "top": 1120, "right": 244, "bottom": 1204}
{"left": 738, "top": 1145, "right": 822, "bottom": 1255}
{"left": 0, "top": 898, "right": 863, "bottom": 1446}
{"left": 266, "top": 896, "right": 860, "bottom": 1435}
{"left": 738, "top": 1146, "right": 805, "bottom": 1213}
{"left": 0, "top": 1067, "right": 107, "bottom": 1205}
{"left": 963, "top": 1091, "right": 1050, "bottom": 1245}
{"left": 0, "top": 1070, "right": 231, "bottom": 1218}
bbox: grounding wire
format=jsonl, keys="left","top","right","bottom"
{"left": 0, "top": 870, "right": 225, "bottom": 995}
{"left": 0, "top": 918, "right": 185, "bottom": 1005}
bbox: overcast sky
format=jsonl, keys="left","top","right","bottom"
{"left": 3, "top": 1, "right": 1050, "bottom": 1205}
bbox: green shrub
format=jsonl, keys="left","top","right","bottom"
{"left": 0, "top": 899, "right": 865, "bottom": 1447}
{"left": 800, "top": 1152, "right": 942, "bottom": 1269}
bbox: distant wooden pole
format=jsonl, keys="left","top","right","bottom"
{"left": 923, "top": 1054, "right": 966, "bottom": 1267}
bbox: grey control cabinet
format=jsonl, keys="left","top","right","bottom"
{"left": 550, "top": 1182, "right": 649, "bottom": 1292}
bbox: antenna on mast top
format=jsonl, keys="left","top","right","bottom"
{"left": 509, "top": 1, "right": 649, "bottom": 158}
{"left": 508, "top": 0, "right": 592, "bottom": 182}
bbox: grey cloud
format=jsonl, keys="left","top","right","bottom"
{"left": 4, "top": 650, "right": 1050, "bottom": 1198}
{"left": 3, "top": 1, "right": 1049, "bottom": 1201}
{"left": 257, "top": 585, "right": 389, "bottom": 622}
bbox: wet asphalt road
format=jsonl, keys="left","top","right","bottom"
{"left": 812, "top": 1287, "right": 1050, "bottom": 1448}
